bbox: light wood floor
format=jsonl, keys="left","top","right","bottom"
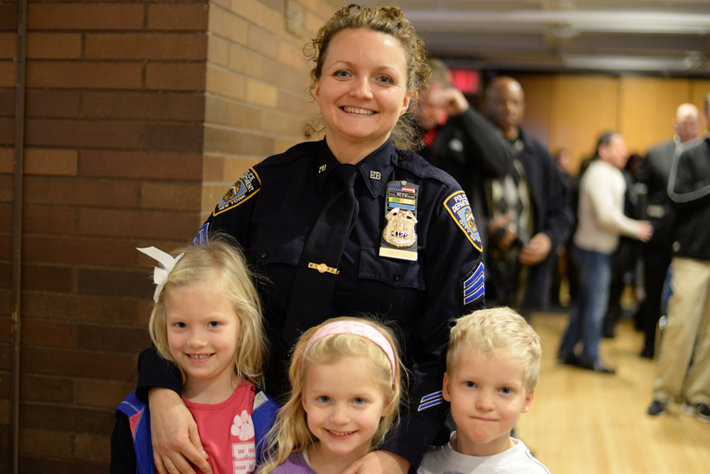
{"left": 516, "top": 311, "right": 710, "bottom": 474}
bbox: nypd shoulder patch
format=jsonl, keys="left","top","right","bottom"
{"left": 214, "top": 168, "right": 261, "bottom": 216}
{"left": 443, "top": 191, "right": 482, "bottom": 251}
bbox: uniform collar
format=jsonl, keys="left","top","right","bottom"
{"left": 315, "top": 138, "right": 397, "bottom": 199}
{"left": 315, "top": 141, "right": 342, "bottom": 192}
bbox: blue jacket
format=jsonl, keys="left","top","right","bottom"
{"left": 112, "top": 387, "right": 280, "bottom": 473}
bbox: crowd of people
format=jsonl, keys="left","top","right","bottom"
{"left": 108, "top": 4, "right": 709, "bottom": 473}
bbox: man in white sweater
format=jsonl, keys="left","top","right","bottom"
{"left": 557, "top": 131, "right": 653, "bottom": 374}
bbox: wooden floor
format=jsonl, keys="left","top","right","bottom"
{"left": 516, "top": 311, "right": 710, "bottom": 474}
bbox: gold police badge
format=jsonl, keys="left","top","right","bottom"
{"left": 382, "top": 208, "right": 417, "bottom": 248}
{"left": 379, "top": 180, "right": 419, "bottom": 261}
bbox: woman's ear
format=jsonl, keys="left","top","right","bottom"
{"left": 400, "top": 90, "right": 414, "bottom": 116}
{"left": 313, "top": 78, "right": 321, "bottom": 101}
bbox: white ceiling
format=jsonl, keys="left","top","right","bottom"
{"left": 361, "top": 0, "right": 710, "bottom": 76}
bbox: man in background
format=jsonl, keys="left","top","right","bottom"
{"left": 558, "top": 131, "right": 653, "bottom": 374}
{"left": 647, "top": 94, "right": 710, "bottom": 421}
{"left": 481, "top": 76, "right": 573, "bottom": 320}
{"left": 637, "top": 103, "right": 702, "bottom": 358}
{"left": 415, "top": 59, "right": 512, "bottom": 251}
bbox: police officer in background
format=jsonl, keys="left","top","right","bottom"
{"left": 134, "top": 5, "right": 490, "bottom": 474}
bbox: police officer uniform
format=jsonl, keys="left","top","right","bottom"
{"left": 137, "top": 138, "right": 485, "bottom": 468}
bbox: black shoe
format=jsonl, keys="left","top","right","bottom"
{"left": 695, "top": 403, "right": 710, "bottom": 423}
{"left": 647, "top": 400, "right": 667, "bottom": 416}
{"left": 557, "top": 352, "right": 578, "bottom": 366}
{"left": 639, "top": 347, "right": 654, "bottom": 359}
{"left": 577, "top": 358, "right": 616, "bottom": 375}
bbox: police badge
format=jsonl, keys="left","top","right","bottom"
{"left": 382, "top": 208, "right": 417, "bottom": 248}
{"left": 379, "top": 181, "right": 418, "bottom": 261}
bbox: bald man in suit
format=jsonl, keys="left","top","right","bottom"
{"left": 637, "top": 103, "right": 702, "bottom": 358}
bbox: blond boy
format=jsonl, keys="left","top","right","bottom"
{"left": 418, "top": 307, "right": 549, "bottom": 473}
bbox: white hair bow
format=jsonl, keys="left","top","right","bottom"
{"left": 137, "top": 246, "right": 185, "bottom": 302}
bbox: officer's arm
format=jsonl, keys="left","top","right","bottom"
{"left": 110, "top": 412, "right": 137, "bottom": 474}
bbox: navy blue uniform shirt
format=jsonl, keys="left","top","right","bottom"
{"left": 138, "top": 138, "right": 485, "bottom": 468}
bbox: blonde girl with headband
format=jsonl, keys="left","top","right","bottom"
{"left": 259, "top": 317, "right": 403, "bottom": 474}
{"left": 111, "top": 237, "right": 279, "bottom": 474}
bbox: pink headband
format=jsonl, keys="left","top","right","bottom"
{"left": 304, "top": 320, "right": 397, "bottom": 379}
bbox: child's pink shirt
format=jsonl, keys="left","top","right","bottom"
{"left": 183, "top": 382, "right": 257, "bottom": 474}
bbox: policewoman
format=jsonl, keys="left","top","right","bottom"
{"left": 136, "top": 5, "right": 487, "bottom": 474}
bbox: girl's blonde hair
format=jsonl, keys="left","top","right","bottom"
{"left": 447, "top": 307, "right": 542, "bottom": 393}
{"left": 147, "top": 236, "right": 266, "bottom": 386}
{"left": 259, "top": 316, "right": 403, "bottom": 473}
{"left": 305, "top": 3, "right": 431, "bottom": 151}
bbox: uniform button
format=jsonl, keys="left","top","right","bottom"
{"left": 392, "top": 272, "right": 401, "bottom": 281}
{"left": 260, "top": 249, "right": 268, "bottom": 259}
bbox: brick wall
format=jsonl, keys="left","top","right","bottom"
{"left": 202, "top": 0, "right": 331, "bottom": 216}
{"left": 0, "top": 0, "right": 336, "bottom": 470}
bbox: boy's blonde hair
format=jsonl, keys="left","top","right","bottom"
{"left": 447, "top": 307, "right": 542, "bottom": 393}
{"left": 259, "top": 316, "right": 404, "bottom": 473}
{"left": 147, "top": 236, "right": 266, "bottom": 386}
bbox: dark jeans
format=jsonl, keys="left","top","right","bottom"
{"left": 558, "top": 246, "right": 613, "bottom": 364}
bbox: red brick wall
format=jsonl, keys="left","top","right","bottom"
{"left": 201, "top": 0, "right": 328, "bottom": 216}
{"left": 0, "top": 0, "right": 335, "bottom": 470}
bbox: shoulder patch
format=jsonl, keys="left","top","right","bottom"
{"left": 462, "top": 262, "right": 485, "bottom": 306}
{"left": 192, "top": 222, "right": 209, "bottom": 246}
{"left": 214, "top": 168, "right": 261, "bottom": 216}
{"left": 443, "top": 191, "right": 482, "bottom": 251}
{"left": 417, "top": 391, "right": 443, "bottom": 412}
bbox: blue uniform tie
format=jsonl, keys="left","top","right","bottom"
{"left": 283, "top": 164, "right": 360, "bottom": 341}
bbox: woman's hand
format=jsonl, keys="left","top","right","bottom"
{"left": 342, "top": 450, "right": 410, "bottom": 474}
{"left": 149, "top": 388, "right": 212, "bottom": 474}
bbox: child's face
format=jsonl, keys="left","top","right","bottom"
{"left": 443, "top": 347, "right": 534, "bottom": 457}
{"left": 165, "top": 278, "right": 240, "bottom": 397}
{"left": 301, "top": 355, "right": 389, "bottom": 463}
